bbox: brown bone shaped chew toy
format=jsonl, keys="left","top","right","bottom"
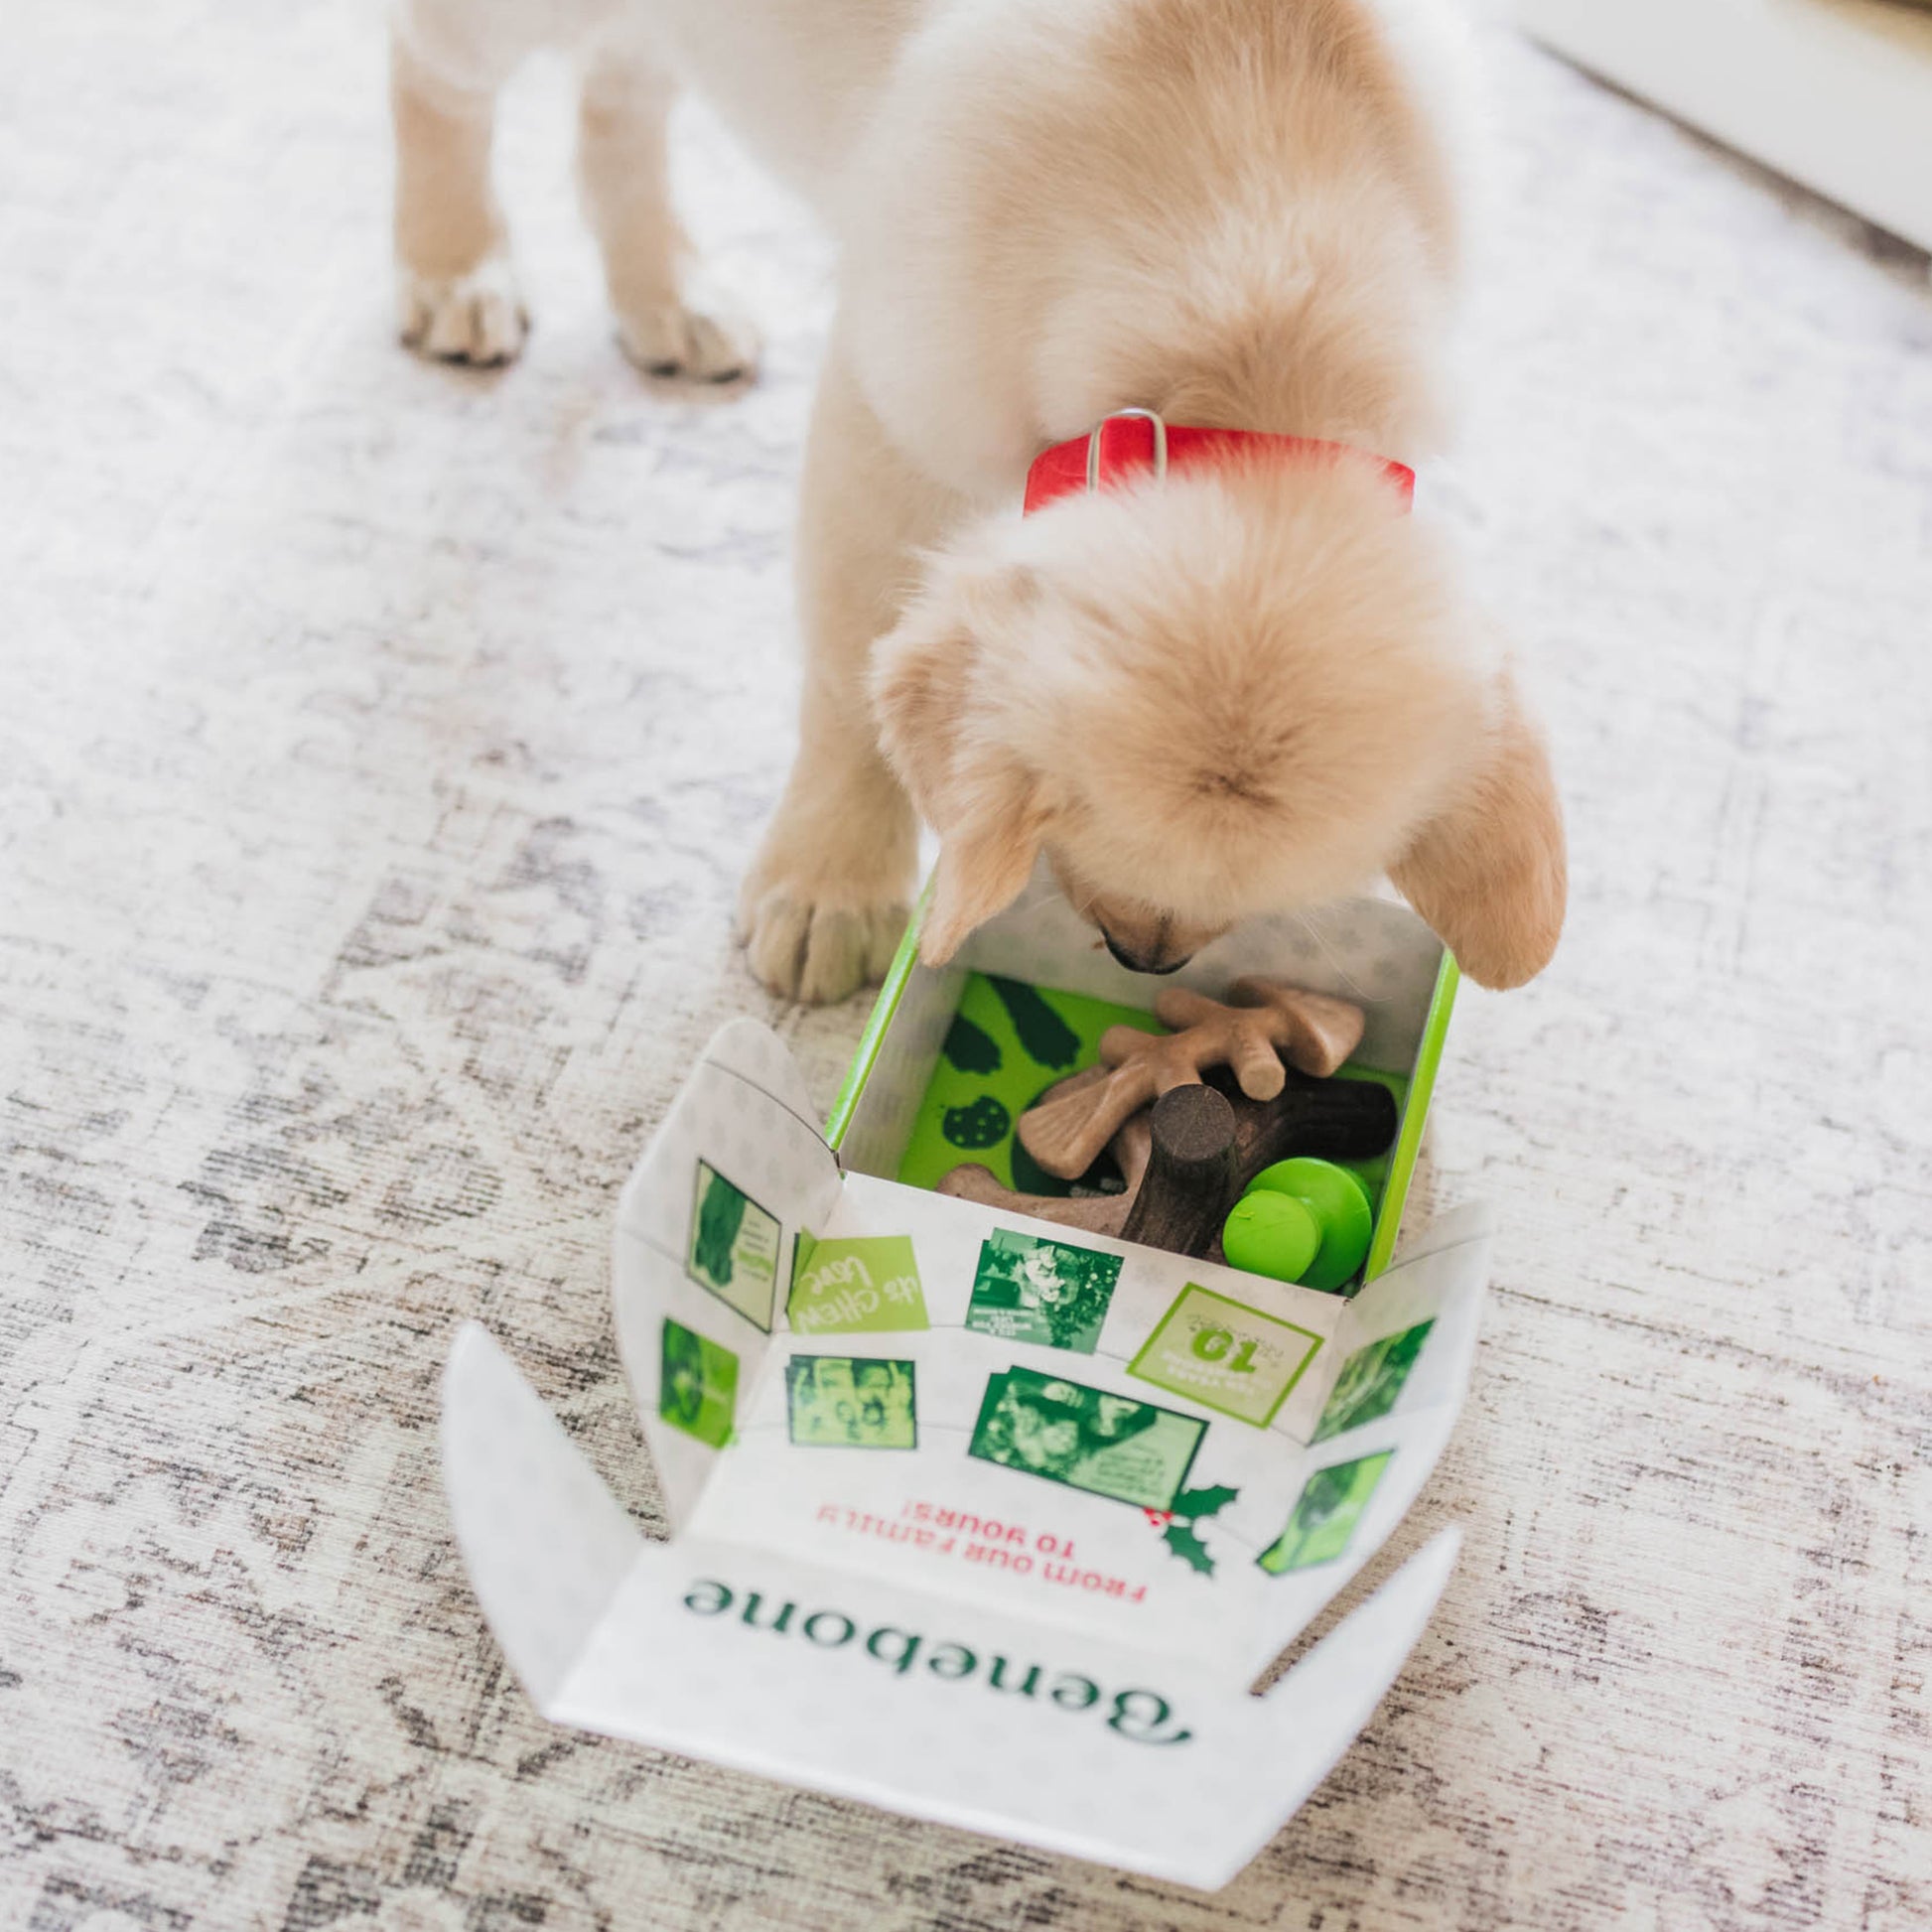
{"left": 935, "top": 1109, "right": 1156, "bottom": 1239}
{"left": 1017, "top": 978, "right": 1368, "bottom": 1180}
{"left": 935, "top": 1168, "right": 1136, "bottom": 1239}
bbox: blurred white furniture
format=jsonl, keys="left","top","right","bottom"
{"left": 1514, "top": 0, "right": 1932, "bottom": 253}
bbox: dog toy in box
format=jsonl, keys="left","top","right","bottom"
{"left": 938, "top": 977, "right": 1397, "bottom": 1291}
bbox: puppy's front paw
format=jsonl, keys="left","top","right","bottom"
{"left": 617, "top": 296, "right": 759, "bottom": 384}
{"left": 740, "top": 886, "right": 907, "bottom": 1006}
{"left": 398, "top": 252, "right": 528, "bottom": 365}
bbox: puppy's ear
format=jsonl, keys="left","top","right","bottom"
{"left": 920, "top": 781, "right": 1047, "bottom": 965}
{"left": 872, "top": 559, "right": 1045, "bottom": 967}
{"left": 871, "top": 599, "right": 971, "bottom": 831}
{"left": 1390, "top": 672, "right": 1567, "bottom": 989}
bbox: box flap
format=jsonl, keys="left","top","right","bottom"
{"left": 611, "top": 1019, "right": 845, "bottom": 1530}
{"left": 440, "top": 1323, "right": 642, "bottom": 1708}
{"left": 443, "top": 1322, "right": 1461, "bottom": 1890}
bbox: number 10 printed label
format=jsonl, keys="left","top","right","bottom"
{"left": 1127, "top": 1285, "right": 1322, "bottom": 1427}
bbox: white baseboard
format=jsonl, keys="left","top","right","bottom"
{"left": 1511, "top": 0, "right": 1932, "bottom": 254}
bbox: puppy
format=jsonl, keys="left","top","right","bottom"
{"left": 392, "top": 0, "right": 1566, "bottom": 1001}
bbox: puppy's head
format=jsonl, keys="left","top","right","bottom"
{"left": 870, "top": 458, "right": 1565, "bottom": 990}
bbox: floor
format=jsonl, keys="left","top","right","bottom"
{"left": 4, "top": 3, "right": 1931, "bottom": 1928}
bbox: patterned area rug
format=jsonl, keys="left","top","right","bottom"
{"left": 4, "top": 3, "right": 1930, "bottom": 1926}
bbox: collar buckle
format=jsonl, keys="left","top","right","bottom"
{"left": 1085, "top": 407, "right": 1170, "bottom": 492}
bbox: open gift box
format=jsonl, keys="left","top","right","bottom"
{"left": 441, "top": 879, "right": 1493, "bottom": 1889}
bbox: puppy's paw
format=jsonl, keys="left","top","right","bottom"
{"left": 617, "top": 295, "right": 759, "bottom": 384}
{"left": 739, "top": 887, "right": 907, "bottom": 1006}
{"left": 398, "top": 253, "right": 528, "bottom": 365}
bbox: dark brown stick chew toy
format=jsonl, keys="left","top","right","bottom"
{"left": 1119, "top": 1086, "right": 1237, "bottom": 1257}
{"left": 1119, "top": 1071, "right": 1399, "bottom": 1264}
{"left": 1211, "top": 1064, "right": 1400, "bottom": 1192}
{"left": 1017, "top": 978, "right": 1368, "bottom": 1181}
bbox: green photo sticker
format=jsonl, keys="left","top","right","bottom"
{"left": 1257, "top": 1451, "right": 1395, "bottom": 1575}
{"left": 788, "top": 1234, "right": 929, "bottom": 1336}
{"left": 786, "top": 1355, "right": 917, "bottom": 1449}
{"left": 1127, "top": 1285, "right": 1323, "bottom": 1428}
{"left": 686, "top": 1160, "right": 782, "bottom": 1331}
{"left": 965, "top": 1230, "right": 1123, "bottom": 1354}
{"left": 1311, "top": 1320, "right": 1436, "bottom": 1443}
{"left": 968, "top": 1366, "right": 1204, "bottom": 1511}
{"left": 658, "top": 1317, "right": 739, "bottom": 1449}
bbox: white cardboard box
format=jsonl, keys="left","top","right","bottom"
{"left": 441, "top": 888, "right": 1491, "bottom": 1888}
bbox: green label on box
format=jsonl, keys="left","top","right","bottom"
{"left": 659, "top": 1317, "right": 739, "bottom": 1449}
{"left": 786, "top": 1355, "right": 918, "bottom": 1449}
{"left": 965, "top": 1229, "right": 1122, "bottom": 1354}
{"left": 1127, "top": 1285, "right": 1322, "bottom": 1427}
{"left": 788, "top": 1234, "right": 929, "bottom": 1335}
{"left": 686, "top": 1160, "right": 782, "bottom": 1331}
{"left": 1257, "top": 1451, "right": 1394, "bottom": 1574}
{"left": 968, "top": 1366, "right": 1203, "bottom": 1511}
{"left": 1311, "top": 1319, "right": 1435, "bottom": 1443}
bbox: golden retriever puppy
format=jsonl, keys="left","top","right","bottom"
{"left": 392, "top": 0, "right": 1565, "bottom": 1000}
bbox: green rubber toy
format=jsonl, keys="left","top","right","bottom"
{"left": 1223, "top": 1158, "right": 1374, "bottom": 1292}
{"left": 1221, "top": 1190, "right": 1321, "bottom": 1284}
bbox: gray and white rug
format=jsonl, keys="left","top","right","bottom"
{"left": 4, "top": 2, "right": 1931, "bottom": 1926}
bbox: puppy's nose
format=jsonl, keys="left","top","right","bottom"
{"left": 1101, "top": 930, "right": 1191, "bottom": 976}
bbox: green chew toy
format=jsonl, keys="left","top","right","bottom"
{"left": 1221, "top": 1157, "right": 1373, "bottom": 1292}
{"left": 1221, "top": 1190, "right": 1321, "bottom": 1284}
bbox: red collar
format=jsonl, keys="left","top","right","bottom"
{"left": 1024, "top": 409, "right": 1415, "bottom": 515}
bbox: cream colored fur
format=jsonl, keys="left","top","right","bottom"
{"left": 392, "top": 0, "right": 1565, "bottom": 1000}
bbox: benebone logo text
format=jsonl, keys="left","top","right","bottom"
{"left": 682, "top": 1580, "right": 1193, "bottom": 1745}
